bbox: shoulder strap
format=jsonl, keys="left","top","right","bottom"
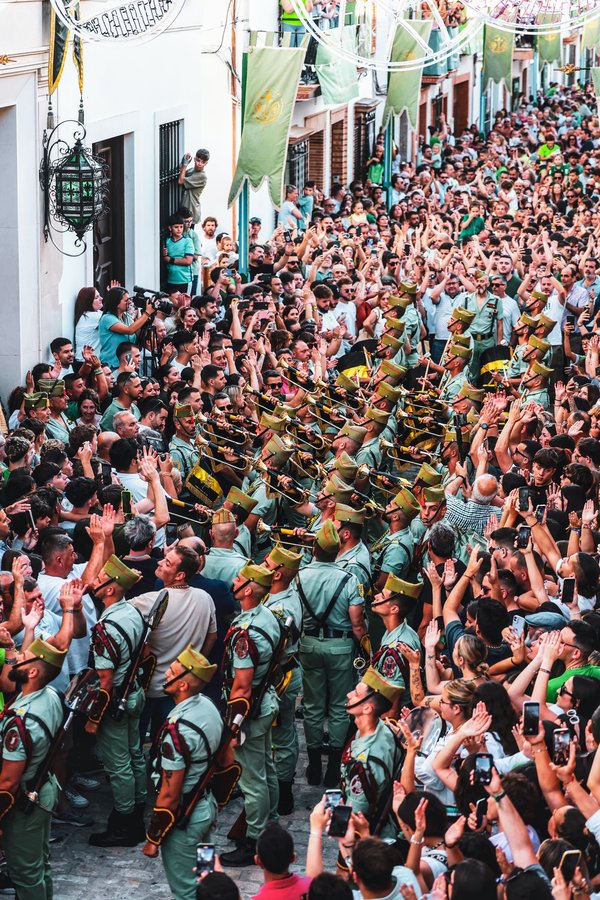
{"left": 103, "top": 619, "right": 134, "bottom": 659}
{"left": 176, "top": 718, "right": 211, "bottom": 761}
{"left": 297, "top": 572, "right": 352, "bottom": 627}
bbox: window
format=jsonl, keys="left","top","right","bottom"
{"left": 287, "top": 140, "right": 309, "bottom": 193}
{"left": 353, "top": 105, "right": 376, "bottom": 181}
{"left": 159, "top": 119, "right": 183, "bottom": 227}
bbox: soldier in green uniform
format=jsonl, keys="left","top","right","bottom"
{"left": 371, "top": 487, "right": 419, "bottom": 591}
{"left": 86, "top": 556, "right": 148, "bottom": 847}
{"left": 341, "top": 666, "right": 404, "bottom": 838}
{"left": 335, "top": 504, "right": 371, "bottom": 596}
{"left": 355, "top": 408, "right": 388, "bottom": 469}
{"left": 462, "top": 273, "right": 504, "bottom": 379}
{"left": 392, "top": 283, "right": 422, "bottom": 370}
{"left": 169, "top": 403, "right": 200, "bottom": 482}
{"left": 263, "top": 544, "right": 303, "bottom": 814}
{"left": 370, "top": 575, "right": 422, "bottom": 713}
{"left": 143, "top": 645, "right": 222, "bottom": 900}
{"left": 37, "top": 378, "right": 73, "bottom": 443}
{"left": 438, "top": 344, "right": 471, "bottom": 403}
{"left": 0, "top": 638, "right": 66, "bottom": 900}
{"left": 297, "top": 521, "right": 367, "bottom": 789}
{"left": 220, "top": 563, "right": 281, "bottom": 867}
{"left": 223, "top": 487, "right": 259, "bottom": 557}
{"left": 243, "top": 435, "right": 295, "bottom": 562}
{"left": 519, "top": 361, "right": 553, "bottom": 410}
{"left": 201, "top": 508, "right": 249, "bottom": 588}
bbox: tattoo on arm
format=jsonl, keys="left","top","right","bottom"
{"left": 410, "top": 667, "right": 425, "bottom": 705}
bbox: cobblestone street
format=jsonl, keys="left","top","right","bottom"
{"left": 47, "top": 734, "right": 338, "bottom": 899}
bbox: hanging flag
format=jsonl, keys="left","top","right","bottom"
{"left": 71, "top": 3, "right": 84, "bottom": 96}
{"left": 538, "top": 21, "right": 561, "bottom": 68}
{"left": 482, "top": 24, "right": 514, "bottom": 94}
{"left": 382, "top": 19, "right": 433, "bottom": 130}
{"left": 591, "top": 68, "right": 600, "bottom": 118}
{"left": 583, "top": 14, "right": 600, "bottom": 50}
{"left": 228, "top": 39, "right": 306, "bottom": 209}
{"left": 48, "top": 5, "right": 70, "bottom": 95}
{"left": 315, "top": 26, "right": 359, "bottom": 107}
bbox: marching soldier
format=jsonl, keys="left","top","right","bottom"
{"left": 335, "top": 504, "right": 371, "bottom": 597}
{"left": 370, "top": 574, "right": 422, "bottom": 713}
{"left": 143, "top": 645, "right": 223, "bottom": 900}
{"left": 342, "top": 667, "right": 404, "bottom": 838}
{"left": 371, "top": 487, "right": 420, "bottom": 590}
{"left": 519, "top": 361, "right": 553, "bottom": 410}
{"left": 86, "top": 556, "right": 148, "bottom": 847}
{"left": 220, "top": 563, "right": 281, "bottom": 866}
{"left": 263, "top": 544, "right": 304, "bottom": 814}
{"left": 297, "top": 521, "right": 367, "bottom": 789}
{"left": 223, "top": 486, "right": 259, "bottom": 557}
{"left": 0, "top": 639, "right": 67, "bottom": 899}
{"left": 201, "top": 508, "right": 249, "bottom": 587}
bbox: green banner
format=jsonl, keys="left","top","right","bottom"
{"left": 538, "top": 21, "right": 561, "bottom": 68}
{"left": 382, "top": 19, "right": 433, "bottom": 130}
{"left": 229, "top": 42, "right": 306, "bottom": 209}
{"left": 315, "top": 26, "right": 359, "bottom": 107}
{"left": 482, "top": 25, "right": 514, "bottom": 93}
{"left": 48, "top": 6, "right": 70, "bottom": 95}
{"left": 591, "top": 68, "right": 600, "bottom": 117}
{"left": 583, "top": 14, "right": 600, "bottom": 50}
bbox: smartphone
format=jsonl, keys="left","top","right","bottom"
{"left": 512, "top": 614, "right": 526, "bottom": 639}
{"left": 196, "top": 843, "right": 215, "bottom": 876}
{"left": 523, "top": 700, "right": 540, "bottom": 736}
{"left": 355, "top": 226, "right": 362, "bottom": 237}
{"left": 26, "top": 509, "right": 36, "bottom": 532}
{"left": 473, "top": 753, "right": 493, "bottom": 786}
{"left": 518, "top": 487, "right": 530, "bottom": 511}
{"left": 487, "top": 435, "right": 498, "bottom": 453}
{"left": 566, "top": 315, "right": 575, "bottom": 327}
{"left": 254, "top": 301, "right": 269, "bottom": 311}
{"left": 475, "top": 797, "right": 487, "bottom": 828}
{"left": 366, "top": 237, "right": 374, "bottom": 247}
{"left": 237, "top": 300, "right": 250, "bottom": 310}
{"left": 328, "top": 804, "right": 352, "bottom": 838}
{"left": 559, "top": 849, "right": 581, "bottom": 883}
{"left": 370, "top": 248, "right": 379, "bottom": 256}
{"left": 517, "top": 525, "right": 531, "bottom": 549}
{"left": 553, "top": 728, "right": 571, "bottom": 766}
{"left": 121, "top": 490, "right": 132, "bottom": 518}
{"left": 125, "top": 353, "right": 132, "bottom": 365}
{"left": 561, "top": 577, "right": 576, "bottom": 606}
{"left": 324, "top": 789, "right": 343, "bottom": 811}
{"left": 535, "top": 504, "right": 546, "bottom": 523}
{"left": 283, "top": 231, "right": 293, "bottom": 243}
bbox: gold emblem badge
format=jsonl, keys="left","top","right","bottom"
{"left": 253, "top": 89, "right": 283, "bottom": 125}
{"left": 488, "top": 34, "right": 508, "bottom": 53}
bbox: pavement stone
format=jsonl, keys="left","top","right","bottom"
{"left": 44, "top": 728, "right": 339, "bottom": 899}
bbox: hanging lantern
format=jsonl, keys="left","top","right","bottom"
{"left": 40, "top": 120, "right": 109, "bottom": 255}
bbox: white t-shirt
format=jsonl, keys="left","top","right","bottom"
{"left": 333, "top": 300, "right": 357, "bottom": 338}
{"left": 115, "top": 470, "right": 169, "bottom": 548}
{"left": 131, "top": 587, "right": 217, "bottom": 697}
{"left": 37, "top": 562, "right": 96, "bottom": 676}
{"left": 75, "top": 310, "right": 102, "bottom": 357}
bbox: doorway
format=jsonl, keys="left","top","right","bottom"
{"left": 93, "top": 136, "right": 125, "bottom": 295}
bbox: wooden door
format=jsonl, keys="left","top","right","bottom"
{"left": 93, "top": 137, "right": 125, "bottom": 295}
{"left": 453, "top": 80, "right": 469, "bottom": 137}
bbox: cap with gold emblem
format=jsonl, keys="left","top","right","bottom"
{"left": 102, "top": 555, "right": 141, "bottom": 591}
{"left": 238, "top": 562, "right": 273, "bottom": 589}
{"left": 336, "top": 372, "right": 361, "bottom": 393}
{"left": 379, "top": 360, "right": 408, "bottom": 383}
{"left": 375, "top": 382, "right": 403, "bottom": 403}
{"left": 24, "top": 392, "right": 49, "bottom": 410}
{"left": 176, "top": 644, "right": 217, "bottom": 682}
{"left": 392, "top": 487, "right": 420, "bottom": 519}
{"left": 174, "top": 403, "right": 194, "bottom": 419}
{"left": 384, "top": 573, "right": 423, "bottom": 602}
{"left": 28, "top": 638, "right": 67, "bottom": 671}
{"left": 334, "top": 503, "right": 366, "bottom": 526}
{"left": 399, "top": 281, "right": 418, "bottom": 296}
{"left": 37, "top": 378, "right": 66, "bottom": 397}
{"left": 264, "top": 435, "right": 294, "bottom": 465}
{"left": 530, "top": 360, "right": 553, "bottom": 379}
{"left": 415, "top": 463, "right": 443, "bottom": 487}
{"left": 446, "top": 343, "right": 471, "bottom": 361}
{"left": 315, "top": 519, "right": 341, "bottom": 552}
{"left": 339, "top": 423, "right": 368, "bottom": 445}
{"left": 365, "top": 407, "right": 389, "bottom": 426}
{"left": 226, "top": 487, "right": 258, "bottom": 514}
{"left": 422, "top": 485, "right": 446, "bottom": 503}
{"left": 269, "top": 545, "right": 303, "bottom": 572}
{"left": 518, "top": 313, "right": 538, "bottom": 329}
{"left": 444, "top": 427, "right": 472, "bottom": 445}
{"left": 527, "top": 335, "right": 550, "bottom": 354}
{"left": 449, "top": 307, "right": 476, "bottom": 326}
{"left": 361, "top": 666, "right": 403, "bottom": 704}
{"left": 457, "top": 383, "right": 485, "bottom": 404}
{"left": 531, "top": 291, "right": 549, "bottom": 303}
{"left": 212, "top": 508, "right": 236, "bottom": 526}
{"left": 383, "top": 316, "right": 406, "bottom": 334}
{"left": 259, "top": 412, "right": 288, "bottom": 434}
{"left": 334, "top": 451, "right": 359, "bottom": 481}
{"left": 381, "top": 333, "right": 403, "bottom": 351}
{"left": 323, "top": 475, "right": 354, "bottom": 504}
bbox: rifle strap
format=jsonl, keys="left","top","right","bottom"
{"left": 297, "top": 572, "right": 352, "bottom": 629}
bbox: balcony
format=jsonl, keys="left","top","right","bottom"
{"left": 423, "top": 27, "right": 460, "bottom": 79}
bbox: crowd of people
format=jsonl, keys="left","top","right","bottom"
{"left": 2, "top": 77, "right": 600, "bottom": 900}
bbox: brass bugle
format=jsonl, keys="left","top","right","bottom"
{"left": 194, "top": 435, "right": 253, "bottom": 474}
{"left": 280, "top": 365, "right": 320, "bottom": 396}
{"left": 290, "top": 455, "right": 328, "bottom": 481}
{"left": 353, "top": 656, "right": 368, "bottom": 672}
{"left": 255, "top": 462, "right": 309, "bottom": 505}
{"left": 256, "top": 520, "right": 316, "bottom": 541}
{"left": 288, "top": 422, "right": 330, "bottom": 452}
{"left": 168, "top": 498, "right": 212, "bottom": 525}
{"left": 197, "top": 417, "right": 248, "bottom": 447}
{"left": 362, "top": 502, "right": 386, "bottom": 519}
{"left": 243, "top": 385, "right": 277, "bottom": 412}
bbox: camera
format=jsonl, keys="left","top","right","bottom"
{"left": 131, "top": 286, "right": 173, "bottom": 316}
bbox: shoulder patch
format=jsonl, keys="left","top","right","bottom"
{"left": 349, "top": 774, "right": 364, "bottom": 796}
{"left": 357, "top": 583, "right": 364, "bottom": 598}
{"left": 235, "top": 633, "right": 249, "bottom": 659}
{"left": 161, "top": 740, "right": 175, "bottom": 761}
{"left": 4, "top": 728, "right": 20, "bottom": 752}
{"left": 381, "top": 655, "right": 397, "bottom": 678}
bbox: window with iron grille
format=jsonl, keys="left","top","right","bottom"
{"left": 353, "top": 107, "right": 376, "bottom": 181}
{"left": 159, "top": 120, "right": 183, "bottom": 227}
{"left": 287, "top": 140, "right": 309, "bottom": 193}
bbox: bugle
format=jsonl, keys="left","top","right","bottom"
{"left": 255, "top": 462, "right": 309, "bottom": 505}
{"left": 256, "top": 520, "right": 316, "bottom": 542}
{"left": 194, "top": 435, "right": 253, "bottom": 474}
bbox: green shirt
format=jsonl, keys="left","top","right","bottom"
{"left": 93, "top": 599, "right": 145, "bottom": 688}
{"left": 341, "top": 718, "right": 402, "bottom": 837}
{"left": 337, "top": 543, "right": 372, "bottom": 595}
{"left": 201, "top": 547, "right": 249, "bottom": 588}
{"left": 296, "top": 561, "right": 363, "bottom": 631}
{"left": 225, "top": 603, "right": 282, "bottom": 715}
{"left": 265, "top": 583, "right": 303, "bottom": 659}
{"left": 100, "top": 399, "right": 141, "bottom": 433}
{"left": 463, "top": 292, "right": 503, "bottom": 338}
{"left": 375, "top": 621, "right": 421, "bottom": 690}
{"left": 371, "top": 528, "right": 415, "bottom": 581}
{"left": 547, "top": 665, "right": 600, "bottom": 702}
{"left": 157, "top": 694, "right": 223, "bottom": 793}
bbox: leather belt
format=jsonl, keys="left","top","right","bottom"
{"left": 303, "top": 627, "right": 353, "bottom": 639}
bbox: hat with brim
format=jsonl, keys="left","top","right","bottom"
{"left": 28, "top": 638, "right": 67, "bottom": 672}
{"left": 536, "top": 314, "right": 556, "bottom": 333}
{"left": 393, "top": 487, "right": 420, "bottom": 519}
{"left": 531, "top": 291, "right": 549, "bottom": 303}
{"left": 334, "top": 451, "right": 359, "bottom": 481}
{"left": 450, "top": 307, "right": 476, "bottom": 326}
{"left": 174, "top": 404, "right": 194, "bottom": 419}
{"left": 524, "top": 611, "right": 568, "bottom": 630}
{"left": 315, "top": 519, "right": 341, "bottom": 552}
{"left": 335, "top": 503, "right": 365, "bottom": 525}
{"left": 102, "top": 554, "right": 141, "bottom": 591}
{"left": 239, "top": 562, "right": 273, "bottom": 589}
{"left": 389, "top": 295, "right": 413, "bottom": 310}
{"left": 37, "top": 379, "right": 65, "bottom": 397}
{"left": 375, "top": 382, "right": 403, "bottom": 403}
{"left": 458, "top": 383, "right": 485, "bottom": 404}
{"left": 415, "top": 463, "right": 443, "bottom": 487}
{"left": 518, "top": 313, "right": 538, "bottom": 329}
{"left": 381, "top": 333, "right": 403, "bottom": 351}
{"left": 451, "top": 334, "right": 472, "bottom": 348}
{"left": 269, "top": 544, "right": 303, "bottom": 572}
{"left": 361, "top": 666, "right": 403, "bottom": 704}
{"left": 531, "top": 360, "right": 553, "bottom": 379}
{"left": 384, "top": 574, "right": 423, "bottom": 602}
{"left": 177, "top": 644, "right": 217, "bottom": 682}
{"left": 336, "top": 372, "right": 361, "bottom": 393}
{"left": 383, "top": 316, "right": 406, "bottom": 334}
{"left": 24, "top": 392, "right": 49, "bottom": 410}
{"left": 226, "top": 487, "right": 258, "bottom": 514}
{"left": 422, "top": 485, "right": 446, "bottom": 503}
{"left": 365, "top": 407, "right": 389, "bottom": 426}
{"left": 340, "top": 423, "right": 368, "bottom": 446}
{"left": 399, "top": 281, "right": 418, "bottom": 296}
{"left": 527, "top": 335, "right": 550, "bottom": 354}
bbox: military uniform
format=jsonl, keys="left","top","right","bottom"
{"left": 372, "top": 619, "right": 420, "bottom": 694}
{"left": 439, "top": 369, "right": 468, "bottom": 403}
{"left": 45, "top": 414, "right": 73, "bottom": 443}
{"left": 462, "top": 292, "right": 503, "bottom": 378}
{"left": 0, "top": 640, "right": 65, "bottom": 900}
{"left": 202, "top": 547, "right": 249, "bottom": 587}
{"left": 169, "top": 435, "right": 200, "bottom": 482}
{"left": 370, "top": 529, "right": 415, "bottom": 583}
{"left": 355, "top": 436, "right": 383, "bottom": 469}
{"left": 154, "top": 694, "right": 223, "bottom": 900}
{"left": 337, "top": 542, "right": 372, "bottom": 596}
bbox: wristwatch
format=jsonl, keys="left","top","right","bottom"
{"left": 480, "top": 422, "right": 489, "bottom": 430}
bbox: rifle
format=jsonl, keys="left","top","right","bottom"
{"left": 21, "top": 668, "right": 99, "bottom": 814}
{"left": 112, "top": 589, "right": 169, "bottom": 722}
{"left": 248, "top": 615, "right": 293, "bottom": 721}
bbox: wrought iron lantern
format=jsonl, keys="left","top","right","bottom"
{"left": 39, "top": 119, "right": 109, "bottom": 255}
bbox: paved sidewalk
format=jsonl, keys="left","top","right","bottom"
{"left": 49, "top": 735, "right": 339, "bottom": 899}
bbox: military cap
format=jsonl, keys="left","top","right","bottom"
{"left": 37, "top": 378, "right": 66, "bottom": 397}
{"left": 226, "top": 487, "right": 258, "bottom": 513}
{"left": 531, "top": 290, "right": 549, "bottom": 303}
{"left": 451, "top": 334, "right": 472, "bottom": 348}
{"left": 365, "top": 407, "right": 389, "bottom": 426}
{"left": 339, "top": 423, "right": 368, "bottom": 445}
{"left": 177, "top": 644, "right": 217, "bottom": 683}
{"left": 260, "top": 412, "right": 288, "bottom": 434}
{"left": 334, "top": 451, "right": 359, "bottom": 481}
{"left": 102, "top": 555, "right": 141, "bottom": 591}
{"left": 174, "top": 403, "right": 194, "bottom": 419}
{"left": 379, "top": 360, "right": 407, "bottom": 383}
{"left": 392, "top": 487, "right": 420, "bottom": 519}
{"left": 399, "top": 281, "right": 418, "bottom": 296}
{"left": 264, "top": 435, "right": 294, "bottom": 464}
{"left": 446, "top": 343, "right": 471, "bottom": 361}
{"left": 375, "top": 382, "right": 403, "bottom": 404}
{"left": 239, "top": 562, "right": 273, "bottom": 589}
{"left": 323, "top": 475, "right": 354, "bottom": 503}
{"left": 531, "top": 360, "right": 553, "bottom": 379}
{"left": 518, "top": 313, "right": 538, "bottom": 329}
{"left": 212, "top": 508, "right": 236, "bottom": 526}
{"left": 381, "top": 333, "right": 403, "bottom": 351}
{"left": 422, "top": 485, "right": 446, "bottom": 503}
{"left": 527, "top": 335, "right": 550, "bottom": 354}
{"left": 536, "top": 314, "right": 556, "bottom": 334}
{"left": 23, "top": 392, "right": 49, "bottom": 410}
{"left": 269, "top": 544, "right": 303, "bottom": 572}
{"left": 450, "top": 307, "right": 476, "bottom": 326}
{"left": 336, "top": 372, "right": 361, "bottom": 393}
{"left": 362, "top": 666, "right": 403, "bottom": 703}
{"left": 334, "top": 503, "right": 365, "bottom": 526}
{"left": 28, "top": 638, "right": 67, "bottom": 671}
{"left": 315, "top": 519, "right": 341, "bottom": 552}
{"left": 273, "top": 402, "right": 297, "bottom": 420}
{"left": 390, "top": 295, "right": 414, "bottom": 310}
{"left": 444, "top": 427, "right": 471, "bottom": 445}
{"left": 457, "top": 383, "right": 485, "bottom": 404}
{"left": 415, "top": 463, "right": 443, "bottom": 487}
{"left": 383, "top": 316, "right": 406, "bottom": 334}
{"left": 384, "top": 574, "right": 423, "bottom": 601}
